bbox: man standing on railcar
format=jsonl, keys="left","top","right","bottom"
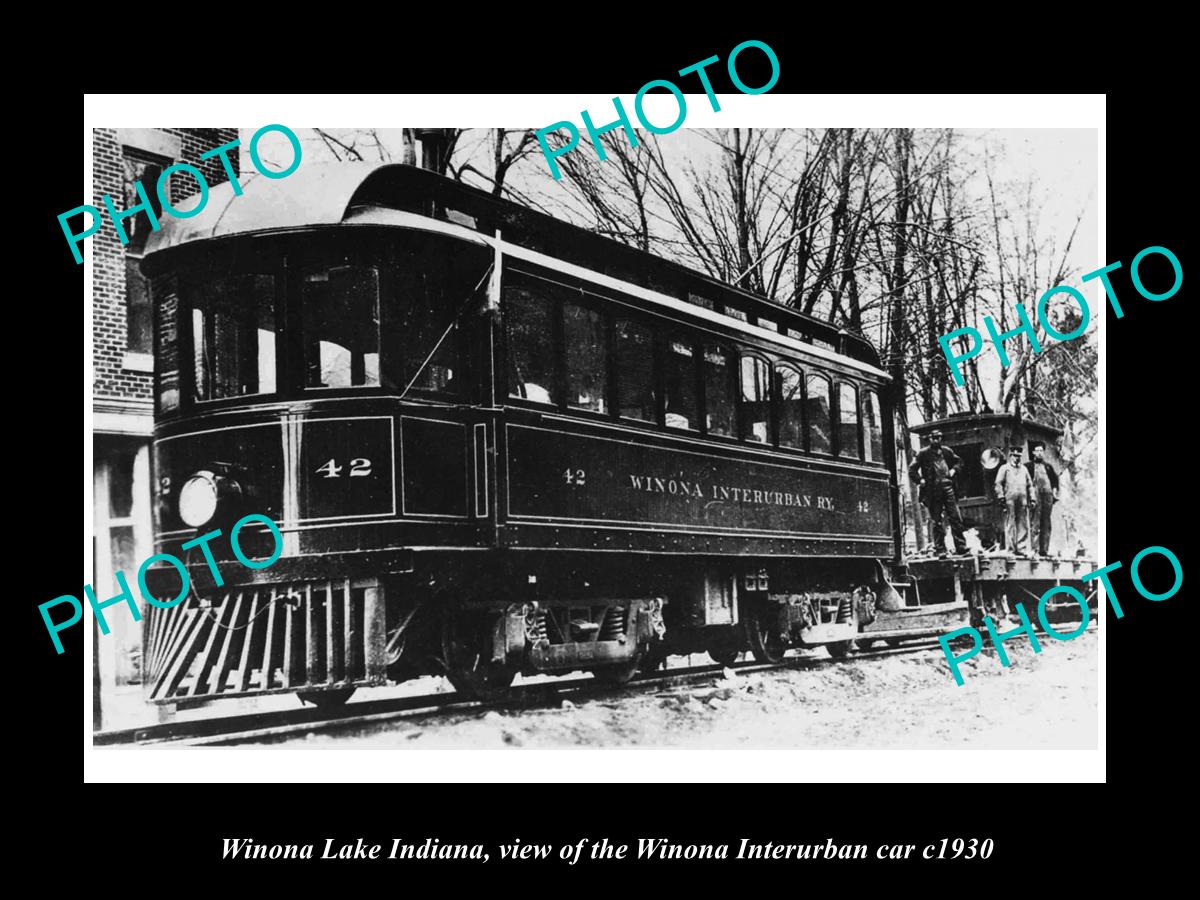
{"left": 995, "top": 447, "right": 1034, "bottom": 556}
{"left": 1026, "top": 442, "right": 1059, "bottom": 557}
{"left": 909, "top": 430, "right": 968, "bottom": 558}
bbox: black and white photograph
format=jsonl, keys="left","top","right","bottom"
{"left": 17, "top": 20, "right": 1189, "bottom": 881}
{"left": 86, "top": 112, "right": 1101, "bottom": 757}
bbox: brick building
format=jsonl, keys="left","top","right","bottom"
{"left": 92, "top": 128, "right": 239, "bottom": 690}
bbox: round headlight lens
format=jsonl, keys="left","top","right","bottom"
{"left": 179, "top": 472, "right": 219, "bottom": 528}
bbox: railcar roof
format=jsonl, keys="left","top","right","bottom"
{"left": 911, "top": 413, "right": 1063, "bottom": 438}
{"left": 143, "top": 162, "right": 883, "bottom": 370}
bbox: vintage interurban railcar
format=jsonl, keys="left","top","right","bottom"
{"left": 138, "top": 162, "right": 963, "bottom": 707}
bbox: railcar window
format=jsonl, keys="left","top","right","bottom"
{"left": 664, "top": 338, "right": 698, "bottom": 430}
{"left": 506, "top": 286, "right": 559, "bottom": 404}
{"left": 862, "top": 389, "right": 884, "bottom": 463}
{"left": 805, "top": 374, "right": 832, "bottom": 454}
{"left": 615, "top": 318, "right": 657, "bottom": 422}
{"left": 564, "top": 301, "right": 608, "bottom": 413}
{"left": 776, "top": 364, "right": 804, "bottom": 449}
{"left": 157, "top": 290, "right": 180, "bottom": 412}
{"left": 401, "top": 320, "right": 458, "bottom": 394}
{"left": 190, "top": 274, "right": 276, "bottom": 401}
{"left": 395, "top": 245, "right": 489, "bottom": 395}
{"left": 740, "top": 356, "right": 771, "bottom": 443}
{"left": 951, "top": 442, "right": 986, "bottom": 498}
{"left": 703, "top": 346, "right": 736, "bottom": 437}
{"left": 837, "top": 382, "right": 860, "bottom": 458}
{"left": 302, "top": 265, "right": 381, "bottom": 389}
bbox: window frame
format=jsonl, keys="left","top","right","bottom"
{"left": 737, "top": 351, "right": 773, "bottom": 445}
{"left": 700, "top": 342, "right": 739, "bottom": 442}
{"left": 298, "top": 260, "right": 385, "bottom": 393}
{"left": 121, "top": 148, "right": 171, "bottom": 361}
{"left": 861, "top": 387, "right": 885, "bottom": 464}
{"left": 803, "top": 371, "right": 834, "bottom": 456}
{"left": 383, "top": 231, "right": 492, "bottom": 401}
{"left": 495, "top": 261, "right": 890, "bottom": 464}
{"left": 662, "top": 333, "right": 701, "bottom": 433}
{"left": 612, "top": 314, "right": 660, "bottom": 426}
{"left": 179, "top": 266, "right": 284, "bottom": 410}
{"left": 835, "top": 380, "right": 862, "bottom": 460}
{"left": 561, "top": 292, "right": 612, "bottom": 417}
{"left": 502, "top": 269, "right": 565, "bottom": 410}
{"left": 161, "top": 230, "right": 502, "bottom": 414}
{"left": 152, "top": 277, "right": 181, "bottom": 416}
{"left": 774, "top": 362, "right": 806, "bottom": 452}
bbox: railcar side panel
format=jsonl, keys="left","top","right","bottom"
{"left": 502, "top": 419, "right": 892, "bottom": 555}
{"left": 151, "top": 402, "right": 494, "bottom": 575}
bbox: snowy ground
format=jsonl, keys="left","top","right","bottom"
{"left": 263, "top": 629, "right": 1098, "bottom": 748}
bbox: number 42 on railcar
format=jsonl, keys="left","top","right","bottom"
{"left": 139, "top": 162, "right": 907, "bottom": 707}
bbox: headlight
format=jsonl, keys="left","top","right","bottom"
{"left": 179, "top": 471, "right": 220, "bottom": 527}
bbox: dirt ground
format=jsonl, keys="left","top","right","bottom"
{"left": 277, "top": 629, "right": 1098, "bottom": 748}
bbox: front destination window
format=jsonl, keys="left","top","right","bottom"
{"left": 159, "top": 231, "right": 491, "bottom": 410}
{"left": 302, "top": 264, "right": 381, "bottom": 389}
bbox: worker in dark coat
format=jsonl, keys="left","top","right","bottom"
{"left": 1026, "top": 441, "right": 1060, "bottom": 557}
{"left": 908, "top": 429, "right": 968, "bottom": 557}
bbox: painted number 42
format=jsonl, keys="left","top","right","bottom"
{"left": 316, "top": 458, "right": 372, "bottom": 478}
{"left": 857, "top": 500, "right": 870, "bottom": 513}
{"left": 563, "top": 468, "right": 586, "bottom": 486}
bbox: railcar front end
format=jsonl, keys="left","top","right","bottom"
{"left": 140, "top": 163, "right": 904, "bottom": 706}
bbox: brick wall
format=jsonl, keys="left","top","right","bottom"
{"left": 92, "top": 128, "right": 239, "bottom": 401}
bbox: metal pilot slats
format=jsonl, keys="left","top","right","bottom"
{"left": 260, "top": 589, "right": 279, "bottom": 689}
{"left": 282, "top": 595, "right": 297, "bottom": 688}
{"left": 152, "top": 609, "right": 211, "bottom": 701}
{"left": 142, "top": 579, "right": 388, "bottom": 704}
{"left": 207, "top": 592, "right": 245, "bottom": 694}
{"left": 188, "top": 595, "right": 230, "bottom": 695}
{"left": 343, "top": 577, "right": 360, "bottom": 678}
{"left": 305, "top": 582, "right": 321, "bottom": 682}
{"left": 325, "top": 580, "right": 340, "bottom": 684}
{"left": 234, "top": 591, "right": 261, "bottom": 693}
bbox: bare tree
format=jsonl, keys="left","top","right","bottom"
{"left": 538, "top": 130, "right": 658, "bottom": 252}
{"left": 310, "top": 128, "right": 462, "bottom": 175}
{"left": 450, "top": 129, "right": 539, "bottom": 197}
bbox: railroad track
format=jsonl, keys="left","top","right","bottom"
{"left": 94, "top": 638, "right": 949, "bottom": 746}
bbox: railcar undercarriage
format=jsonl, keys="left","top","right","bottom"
{"left": 141, "top": 549, "right": 1098, "bottom": 708}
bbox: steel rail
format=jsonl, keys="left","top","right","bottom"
{"left": 93, "top": 638, "right": 952, "bottom": 746}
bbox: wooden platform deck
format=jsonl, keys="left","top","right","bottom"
{"left": 906, "top": 553, "right": 1098, "bottom": 583}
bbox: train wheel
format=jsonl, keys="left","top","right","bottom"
{"left": 297, "top": 687, "right": 356, "bottom": 709}
{"left": 708, "top": 645, "right": 740, "bottom": 666}
{"left": 826, "top": 641, "right": 853, "bottom": 658}
{"left": 593, "top": 648, "right": 646, "bottom": 688}
{"left": 441, "top": 611, "right": 516, "bottom": 702}
{"left": 707, "top": 629, "right": 742, "bottom": 666}
{"left": 639, "top": 645, "right": 668, "bottom": 674}
{"left": 746, "top": 603, "right": 787, "bottom": 664}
